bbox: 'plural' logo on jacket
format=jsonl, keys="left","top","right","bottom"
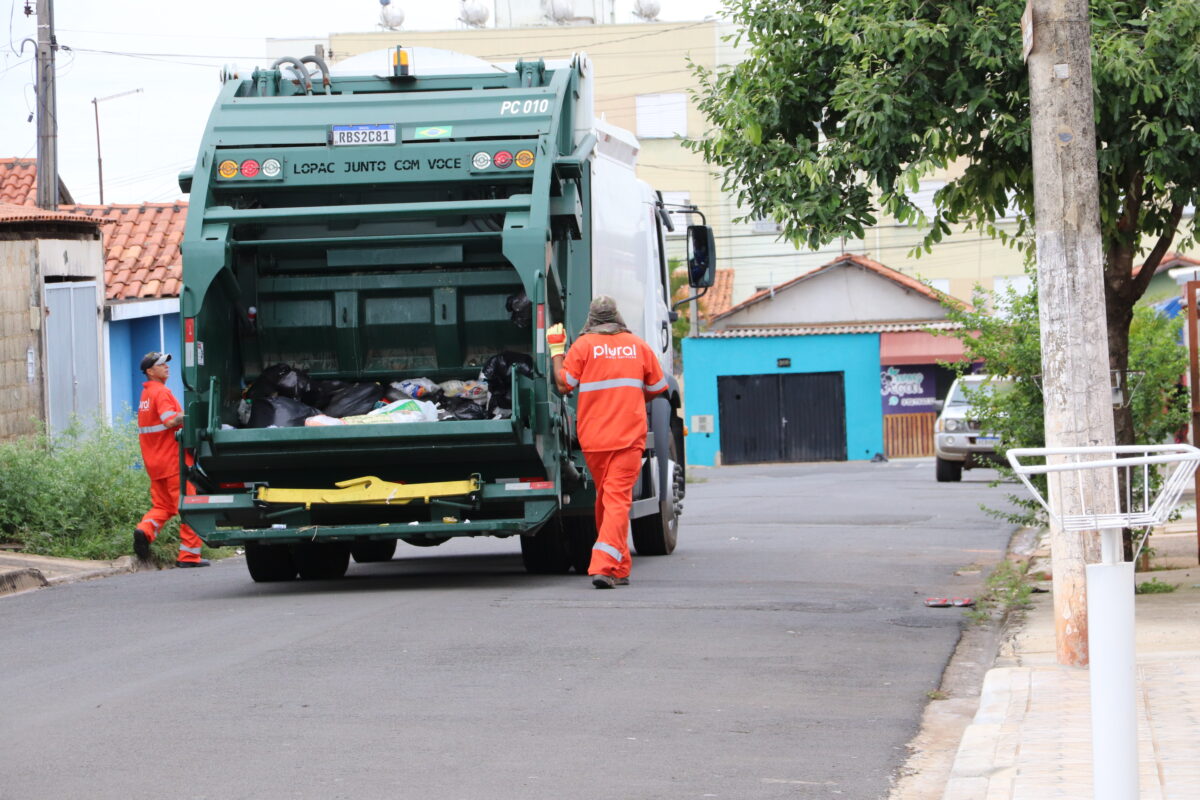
{"left": 593, "top": 343, "right": 639, "bottom": 360}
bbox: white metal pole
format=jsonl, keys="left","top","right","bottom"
{"left": 1086, "top": 538, "right": 1138, "bottom": 800}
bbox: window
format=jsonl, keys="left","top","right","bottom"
{"left": 751, "top": 216, "right": 782, "bottom": 234}
{"left": 659, "top": 191, "right": 690, "bottom": 236}
{"left": 636, "top": 94, "right": 687, "bottom": 139}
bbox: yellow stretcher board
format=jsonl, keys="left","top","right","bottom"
{"left": 256, "top": 475, "right": 481, "bottom": 509}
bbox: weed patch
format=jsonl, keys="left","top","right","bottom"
{"left": 1135, "top": 577, "right": 1178, "bottom": 594}
{"left": 0, "top": 421, "right": 219, "bottom": 564}
{"left": 966, "top": 559, "right": 1034, "bottom": 623}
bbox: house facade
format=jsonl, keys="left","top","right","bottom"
{"left": 682, "top": 254, "right": 965, "bottom": 466}
{"left": 0, "top": 159, "right": 186, "bottom": 425}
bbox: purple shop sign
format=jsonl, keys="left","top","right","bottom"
{"left": 881, "top": 365, "right": 939, "bottom": 415}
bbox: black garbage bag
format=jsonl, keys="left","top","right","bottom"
{"left": 506, "top": 289, "right": 533, "bottom": 328}
{"left": 301, "top": 379, "right": 350, "bottom": 410}
{"left": 324, "top": 383, "right": 384, "bottom": 418}
{"left": 249, "top": 363, "right": 311, "bottom": 400}
{"left": 438, "top": 396, "right": 488, "bottom": 421}
{"left": 481, "top": 351, "right": 533, "bottom": 411}
{"left": 248, "top": 396, "right": 320, "bottom": 428}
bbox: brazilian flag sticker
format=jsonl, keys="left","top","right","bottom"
{"left": 415, "top": 126, "right": 453, "bottom": 139}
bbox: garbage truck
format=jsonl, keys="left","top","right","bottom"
{"left": 176, "top": 47, "right": 716, "bottom": 582}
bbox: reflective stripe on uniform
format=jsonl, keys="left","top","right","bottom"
{"left": 592, "top": 541, "right": 624, "bottom": 562}
{"left": 579, "top": 378, "right": 643, "bottom": 393}
{"left": 160, "top": 411, "right": 178, "bottom": 422}
{"left": 644, "top": 378, "right": 668, "bottom": 392}
{"left": 139, "top": 423, "right": 168, "bottom": 435}
{"left": 564, "top": 371, "right": 580, "bottom": 388}
{"left": 179, "top": 545, "right": 202, "bottom": 555}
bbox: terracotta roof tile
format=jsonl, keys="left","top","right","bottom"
{"left": 4, "top": 159, "right": 187, "bottom": 300}
{"left": 0, "top": 159, "right": 38, "bottom": 206}
{"left": 66, "top": 202, "right": 189, "bottom": 301}
{"left": 0, "top": 202, "right": 104, "bottom": 228}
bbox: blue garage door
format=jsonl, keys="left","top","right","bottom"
{"left": 717, "top": 372, "right": 847, "bottom": 464}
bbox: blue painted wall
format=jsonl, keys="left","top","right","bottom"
{"left": 681, "top": 333, "right": 883, "bottom": 466}
{"left": 108, "top": 313, "right": 183, "bottom": 422}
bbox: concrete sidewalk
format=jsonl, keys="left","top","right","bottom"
{"left": 942, "top": 512, "right": 1200, "bottom": 800}
{"left": 0, "top": 551, "right": 137, "bottom": 597}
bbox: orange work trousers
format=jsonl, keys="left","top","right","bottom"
{"left": 137, "top": 475, "right": 204, "bottom": 564}
{"left": 584, "top": 445, "right": 643, "bottom": 579}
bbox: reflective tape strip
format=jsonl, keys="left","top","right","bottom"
{"left": 579, "top": 378, "right": 643, "bottom": 393}
{"left": 139, "top": 424, "right": 168, "bottom": 434}
{"left": 149, "top": 520, "right": 162, "bottom": 532}
{"left": 160, "top": 411, "right": 178, "bottom": 422}
{"left": 644, "top": 378, "right": 668, "bottom": 393}
{"left": 564, "top": 371, "right": 580, "bottom": 388}
{"left": 179, "top": 545, "right": 202, "bottom": 555}
{"left": 592, "top": 541, "right": 623, "bottom": 562}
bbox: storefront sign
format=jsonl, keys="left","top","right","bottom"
{"left": 880, "top": 365, "right": 939, "bottom": 414}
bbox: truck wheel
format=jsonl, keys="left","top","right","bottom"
{"left": 562, "top": 514, "right": 598, "bottom": 574}
{"left": 293, "top": 542, "right": 351, "bottom": 580}
{"left": 520, "top": 527, "right": 572, "bottom": 574}
{"left": 352, "top": 540, "right": 397, "bottom": 563}
{"left": 632, "top": 430, "right": 683, "bottom": 556}
{"left": 936, "top": 457, "right": 963, "bottom": 483}
{"left": 244, "top": 543, "right": 297, "bottom": 582}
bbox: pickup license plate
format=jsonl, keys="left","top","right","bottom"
{"left": 977, "top": 436, "right": 1000, "bottom": 445}
{"left": 331, "top": 124, "right": 396, "bottom": 146}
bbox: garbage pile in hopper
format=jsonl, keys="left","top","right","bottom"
{"left": 237, "top": 352, "right": 534, "bottom": 428}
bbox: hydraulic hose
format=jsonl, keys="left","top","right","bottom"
{"left": 271, "top": 57, "right": 312, "bottom": 95}
{"left": 300, "top": 55, "right": 332, "bottom": 95}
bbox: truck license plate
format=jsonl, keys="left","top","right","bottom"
{"left": 977, "top": 436, "right": 1000, "bottom": 445}
{"left": 331, "top": 124, "right": 396, "bottom": 146}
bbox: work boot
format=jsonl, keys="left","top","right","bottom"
{"left": 592, "top": 574, "right": 615, "bottom": 589}
{"left": 133, "top": 529, "right": 151, "bottom": 561}
{"left": 175, "top": 559, "right": 211, "bottom": 568}
{"left": 614, "top": 577, "right": 630, "bottom": 586}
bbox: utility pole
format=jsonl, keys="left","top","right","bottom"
{"left": 34, "top": 0, "right": 58, "bottom": 210}
{"left": 1027, "top": 0, "right": 1115, "bottom": 668}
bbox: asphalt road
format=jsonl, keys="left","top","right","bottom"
{"left": 0, "top": 459, "right": 1012, "bottom": 800}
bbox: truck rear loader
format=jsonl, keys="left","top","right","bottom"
{"left": 177, "top": 48, "right": 716, "bottom": 582}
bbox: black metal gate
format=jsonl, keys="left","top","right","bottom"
{"left": 717, "top": 372, "right": 847, "bottom": 464}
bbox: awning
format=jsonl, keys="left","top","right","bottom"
{"left": 880, "top": 330, "right": 966, "bottom": 366}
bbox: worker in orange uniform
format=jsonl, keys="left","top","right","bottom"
{"left": 133, "top": 352, "right": 209, "bottom": 568}
{"left": 549, "top": 296, "right": 668, "bottom": 589}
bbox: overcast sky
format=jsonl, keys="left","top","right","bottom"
{"left": 1, "top": 0, "right": 723, "bottom": 205}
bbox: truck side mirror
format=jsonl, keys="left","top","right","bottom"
{"left": 933, "top": 399, "right": 945, "bottom": 413}
{"left": 687, "top": 225, "right": 716, "bottom": 289}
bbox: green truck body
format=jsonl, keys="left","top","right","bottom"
{"left": 177, "top": 49, "right": 712, "bottom": 582}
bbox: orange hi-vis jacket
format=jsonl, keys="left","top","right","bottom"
{"left": 138, "top": 381, "right": 183, "bottom": 480}
{"left": 560, "top": 331, "right": 668, "bottom": 451}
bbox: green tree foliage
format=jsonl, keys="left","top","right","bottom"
{"left": 691, "top": 0, "right": 1200, "bottom": 442}
{"left": 939, "top": 284, "right": 1188, "bottom": 525}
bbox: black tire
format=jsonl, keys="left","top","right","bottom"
{"left": 936, "top": 457, "right": 963, "bottom": 483}
{"left": 519, "top": 524, "right": 572, "bottom": 574}
{"left": 351, "top": 539, "right": 397, "bottom": 563}
{"left": 562, "top": 514, "right": 598, "bottom": 574}
{"left": 402, "top": 536, "right": 449, "bottom": 548}
{"left": 293, "top": 541, "right": 352, "bottom": 580}
{"left": 244, "top": 543, "right": 297, "bottom": 583}
{"left": 632, "top": 422, "right": 682, "bottom": 556}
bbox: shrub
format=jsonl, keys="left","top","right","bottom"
{"left": 0, "top": 419, "right": 185, "bottom": 562}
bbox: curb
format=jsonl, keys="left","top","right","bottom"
{"left": 0, "top": 555, "right": 139, "bottom": 598}
{"left": 0, "top": 568, "right": 49, "bottom": 597}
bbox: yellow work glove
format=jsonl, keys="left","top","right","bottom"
{"left": 547, "top": 323, "right": 566, "bottom": 358}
